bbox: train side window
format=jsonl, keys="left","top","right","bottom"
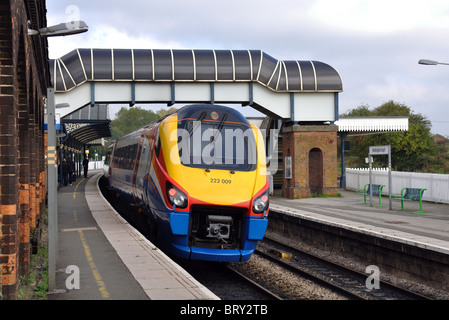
{"left": 105, "top": 152, "right": 111, "bottom": 165}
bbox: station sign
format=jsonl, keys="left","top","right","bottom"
{"left": 369, "top": 145, "right": 390, "bottom": 155}
{"left": 368, "top": 145, "right": 392, "bottom": 210}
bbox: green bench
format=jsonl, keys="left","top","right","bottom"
{"left": 392, "top": 187, "right": 427, "bottom": 213}
{"left": 356, "top": 183, "right": 386, "bottom": 206}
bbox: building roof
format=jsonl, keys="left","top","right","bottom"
{"left": 50, "top": 49, "right": 343, "bottom": 93}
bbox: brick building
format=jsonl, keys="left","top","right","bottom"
{"left": 282, "top": 124, "right": 339, "bottom": 198}
{"left": 0, "top": 0, "right": 49, "bottom": 299}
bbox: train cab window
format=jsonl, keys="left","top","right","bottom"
{"left": 177, "top": 120, "right": 257, "bottom": 172}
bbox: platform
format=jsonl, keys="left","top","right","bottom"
{"left": 270, "top": 190, "right": 449, "bottom": 255}
{"left": 49, "top": 171, "right": 449, "bottom": 300}
{"left": 49, "top": 171, "right": 219, "bottom": 300}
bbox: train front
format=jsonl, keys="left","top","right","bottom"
{"left": 157, "top": 105, "right": 269, "bottom": 262}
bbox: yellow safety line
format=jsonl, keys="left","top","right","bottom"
{"left": 78, "top": 230, "right": 110, "bottom": 299}
{"left": 72, "top": 177, "right": 109, "bottom": 297}
{"left": 73, "top": 178, "right": 86, "bottom": 199}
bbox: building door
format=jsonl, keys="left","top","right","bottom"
{"left": 309, "top": 148, "right": 323, "bottom": 195}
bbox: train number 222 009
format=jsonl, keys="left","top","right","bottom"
{"left": 210, "top": 178, "right": 232, "bottom": 184}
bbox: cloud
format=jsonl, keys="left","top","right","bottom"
{"left": 308, "top": 0, "right": 449, "bottom": 33}
{"left": 361, "top": 75, "right": 426, "bottom": 103}
{"left": 46, "top": 0, "right": 449, "bottom": 136}
{"left": 48, "top": 24, "right": 185, "bottom": 58}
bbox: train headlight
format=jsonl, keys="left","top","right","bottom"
{"left": 166, "top": 182, "right": 188, "bottom": 209}
{"left": 252, "top": 190, "right": 269, "bottom": 213}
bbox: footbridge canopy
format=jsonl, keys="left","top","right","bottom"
{"left": 51, "top": 49, "right": 342, "bottom": 122}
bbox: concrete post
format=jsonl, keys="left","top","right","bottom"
{"left": 47, "top": 87, "right": 58, "bottom": 292}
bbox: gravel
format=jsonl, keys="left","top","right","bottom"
{"left": 230, "top": 253, "right": 347, "bottom": 300}
{"left": 261, "top": 230, "right": 449, "bottom": 300}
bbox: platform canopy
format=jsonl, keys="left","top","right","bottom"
{"left": 335, "top": 117, "right": 409, "bottom": 136}
{"left": 336, "top": 116, "right": 409, "bottom": 189}
{"left": 60, "top": 104, "right": 111, "bottom": 151}
{"left": 50, "top": 48, "right": 342, "bottom": 122}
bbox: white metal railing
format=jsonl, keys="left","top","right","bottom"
{"left": 345, "top": 168, "right": 449, "bottom": 204}
{"left": 87, "top": 160, "right": 104, "bottom": 170}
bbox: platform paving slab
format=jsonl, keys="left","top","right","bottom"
{"left": 50, "top": 172, "right": 218, "bottom": 300}
{"left": 270, "top": 189, "right": 449, "bottom": 256}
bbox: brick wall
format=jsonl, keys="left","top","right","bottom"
{"left": 282, "top": 124, "right": 338, "bottom": 198}
{"left": 0, "top": 0, "right": 48, "bottom": 300}
{"left": 0, "top": 1, "right": 17, "bottom": 300}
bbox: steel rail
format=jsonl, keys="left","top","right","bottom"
{"left": 259, "top": 236, "right": 432, "bottom": 300}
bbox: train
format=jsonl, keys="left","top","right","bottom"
{"left": 104, "top": 104, "right": 269, "bottom": 262}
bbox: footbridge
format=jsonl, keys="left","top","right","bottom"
{"left": 50, "top": 48, "right": 344, "bottom": 200}
{"left": 50, "top": 48, "right": 342, "bottom": 121}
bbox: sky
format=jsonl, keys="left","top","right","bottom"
{"left": 46, "top": 0, "right": 449, "bottom": 136}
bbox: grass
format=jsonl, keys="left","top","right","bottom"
{"left": 311, "top": 192, "right": 343, "bottom": 198}
{"left": 18, "top": 208, "right": 49, "bottom": 300}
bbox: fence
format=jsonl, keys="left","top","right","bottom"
{"left": 346, "top": 168, "right": 449, "bottom": 204}
{"left": 88, "top": 160, "right": 104, "bottom": 170}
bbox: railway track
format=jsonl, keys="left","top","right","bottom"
{"left": 258, "top": 236, "right": 432, "bottom": 300}
{"left": 226, "top": 265, "right": 284, "bottom": 300}
{"left": 174, "top": 259, "right": 282, "bottom": 300}
{"left": 99, "top": 178, "right": 431, "bottom": 300}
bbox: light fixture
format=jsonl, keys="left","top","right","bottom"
{"left": 418, "top": 59, "right": 449, "bottom": 66}
{"left": 28, "top": 21, "right": 88, "bottom": 37}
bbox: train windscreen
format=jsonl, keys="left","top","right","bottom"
{"left": 177, "top": 118, "right": 257, "bottom": 172}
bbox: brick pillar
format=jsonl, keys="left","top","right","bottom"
{"left": 0, "top": 41, "right": 19, "bottom": 301}
{"left": 1, "top": 0, "right": 48, "bottom": 299}
{"left": 282, "top": 124, "right": 338, "bottom": 199}
{"left": 17, "top": 36, "right": 31, "bottom": 277}
{"left": 32, "top": 95, "right": 41, "bottom": 224}
{"left": 0, "top": 1, "right": 19, "bottom": 299}
{"left": 38, "top": 100, "right": 45, "bottom": 221}
{"left": 29, "top": 99, "right": 37, "bottom": 229}
{"left": 28, "top": 84, "right": 37, "bottom": 229}
{"left": 30, "top": 83, "right": 44, "bottom": 255}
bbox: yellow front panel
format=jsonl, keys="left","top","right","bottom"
{"left": 159, "top": 114, "right": 267, "bottom": 206}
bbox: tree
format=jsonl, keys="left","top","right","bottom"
{"left": 156, "top": 106, "right": 178, "bottom": 118}
{"left": 111, "top": 106, "right": 160, "bottom": 140}
{"left": 342, "top": 100, "right": 437, "bottom": 172}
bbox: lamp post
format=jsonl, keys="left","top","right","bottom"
{"left": 418, "top": 59, "right": 449, "bottom": 66}
{"left": 34, "top": 20, "right": 88, "bottom": 292}
{"left": 29, "top": 21, "right": 88, "bottom": 37}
